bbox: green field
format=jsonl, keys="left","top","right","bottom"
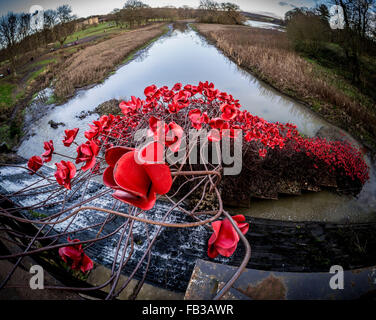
{"left": 64, "top": 22, "right": 121, "bottom": 44}
{"left": 0, "top": 80, "right": 15, "bottom": 107}
{"left": 29, "top": 58, "right": 57, "bottom": 68}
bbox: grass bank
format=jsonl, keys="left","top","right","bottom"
{"left": 63, "top": 22, "right": 122, "bottom": 45}
{"left": 195, "top": 23, "right": 376, "bottom": 150}
{"left": 54, "top": 23, "right": 168, "bottom": 101}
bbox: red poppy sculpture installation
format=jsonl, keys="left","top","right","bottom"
{"left": 0, "top": 81, "right": 369, "bottom": 300}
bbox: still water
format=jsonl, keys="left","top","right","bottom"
{"left": 17, "top": 25, "right": 376, "bottom": 222}
{"left": 245, "top": 19, "right": 285, "bottom": 31}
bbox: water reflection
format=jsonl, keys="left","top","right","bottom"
{"left": 245, "top": 19, "right": 285, "bottom": 32}
{"left": 230, "top": 190, "right": 376, "bottom": 223}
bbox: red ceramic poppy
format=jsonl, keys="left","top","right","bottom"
{"left": 148, "top": 116, "right": 168, "bottom": 140}
{"left": 148, "top": 118, "right": 184, "bottom": 153}
{"left": 119, "top": 96, "right": 143, "bottom": 115}
{"left": 103, "top": 143, "right": 172, "bottom": 210}
{"left": 54, "top": 160, "right": 76, "bottom": 190}
{"left": 168, "top": 101, "right": 181, "bottom": 113}
{"left": 188, "top": 109, "right": 204, "bottom": 130}
{"left": 59, "top": 237, "right": 93, "bottom": 273}
{"left": 209, "top": 118, "right": 226, "bottom": 130}
{"left": 62, "top": 128, "right": 79, "bottom": 147}
{"left": 144, "top": 84, "right": 157, "bottom": 98}
{"left": 76, "top": 140, "right": 100, "bottom": 171}
{"left": 165, "top": 122, "right": 184, "bottom": 153}
{"left": 174, "top": 90, "right": 191, "bottom": 106}
{"left": 172, "top": 83, "right": 182, "bottom": 91}
{"left": 220, "top": 103, "right": 238, "bottom": 121}
{"left": 41, "top": 140, "right": 54, "bottom": 163}
{"left": 84, "top": 120, "right": 102, "bottom": 141}
{"left": 259, "top": 148, "right": 267, "bottom": 158}
{"left": 27, "top": 156, "right": 43, "bottom": 175}
{"left": 207, "top": 215, "right": 249, "bottom": 258}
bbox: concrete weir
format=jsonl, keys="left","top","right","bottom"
{"left": 185, "top": 260, "right": 376, "bottom": 300}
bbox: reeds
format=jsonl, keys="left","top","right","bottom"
{"left": 196, "top": 24, "right": 376, "bottom": 142}
{"left": 54, "top": 23, "right": 166, "bottom": 100}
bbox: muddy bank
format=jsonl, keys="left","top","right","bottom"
{"left": 76, "top": 99, "right": 122, "bottom": 120}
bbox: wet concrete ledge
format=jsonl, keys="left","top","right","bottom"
{"left": 185, "top": 259, "right": 376, "bottom": 300}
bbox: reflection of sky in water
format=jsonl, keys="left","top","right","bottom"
{"left": 245, "top": 19, "right": 285, "bottom": 31}
{"left": 231, "top": 188, "right": 376, "bottom": 223}
{"left": 18, "top": 26, "right": 329, "bottom": 161}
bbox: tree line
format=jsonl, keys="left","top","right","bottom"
{"left": 109, "top": 1, "right": 193, "bottom": 29}
{"left": 0, "top": 0, "right": 245, "bottom": 75}
{"left": 197, "top": 0, "right": 245, "bottom": 25}
{"left": 109, "top": 0, "right": 244, "bottom": 28}
{"left": 0, "top": 4, "right": 76, "bottom": 75}
{"left": 285, "top": 0, "right": 376, "bottom": 95}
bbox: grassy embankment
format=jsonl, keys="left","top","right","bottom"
{"left": 0, "top": 22, "right": 168, "bottom": 151}
{"left": 53, "top": 23, "right": 168, "bottom": 100}
{"left": 195, "top": 23, "right": 376, "bottom": 151}
{"left": 63, "top": 21, "right": 122, "bottom": 45}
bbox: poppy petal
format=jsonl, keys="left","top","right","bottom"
{"left": 80, "top": 254, "right": 93, "bottom": 273}
{"left": 136, "top": 141, "right": 165, "bottom": 165}
{"left": 207, "top": 244, "right": 219, "bottom": 259}
{"left": 216, "top": 241, "right": 238, "bottom": 257}
{"left": 81, "top": 156, "right": 96, "bottom": 171}
{"left": 114, "top": 151, "right": 150, "bottom": 198}
{"left": 112, "top": 189, "right": 156, "bottom": 211}
{"left": 105, "top": 146, "right": 134, "bottom": 166}
{"left": 208, "top": 220, "right": 221, "bottom": 246}
{"left": 214, "top": 219, "right": 239, "bottom": 250}
{"left": 103, "top": 166, "right": 119, "bottom": 189}
{"left": 142, "top": 163, "right": 172, "bottom": 195}
{"left": 232, "top": 215, "right": 249, "bottom": 235}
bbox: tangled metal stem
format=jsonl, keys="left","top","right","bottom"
{"left": 0, "top": 84, "right": 258, "bottom": 299}
{"left": 0, "top": 144, "right": 251, "bottom": 300}
{"left": 0, "top": 77, "right": 369, "bottom": 299}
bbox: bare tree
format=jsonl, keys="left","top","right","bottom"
{"left": 44, "top": 9, "right": 58, "bottom": 29}
{"left": 199, "top": 0, "right": 220, "bottom": 11}
{"left": 18, "top": 13, "right": 32, "bottom": 52}
{"left": 110, "top": 8, "right": 124, "bottom": 27}
{"left": 331, "top": 0, "right": 376, "bottom": 83}
{"left": 56, "top": 5, "right": 74, "bottom": 24}
{"left": 220, "top": 2, "right": 245, "bottom": 24}
{"left": 0, "top": 12, "right": 20, "bottom": 74}
{"left": 54, "top": 5, "right": 76, "bottom": 47}
{"left": 19, "top": 13, "right": 30, "bottom": 39}
{"left": 41, "top": 9, "right": 58, "bottom": 47}
{"left": 198, "top": 0, "right": 244, "bottom": 24}
{"left": 316, "top": 3, "right": 330, "bottom": 22}
{"left": 123, "top": 0, "right": 150, "bottom": 28}
{"left": 55, "top": 20, "right": 76, "bottom": 47}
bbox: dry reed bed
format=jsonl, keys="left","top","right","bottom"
{"left": 54, "top": 23, "right": 167, "bottom": 100}
{"left": 196, "top": 23, "right": 376, "bottom": 143}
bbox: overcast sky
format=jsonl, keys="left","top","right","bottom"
{"left": 0, "top": 0, "right": 321, "bottom": 19}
